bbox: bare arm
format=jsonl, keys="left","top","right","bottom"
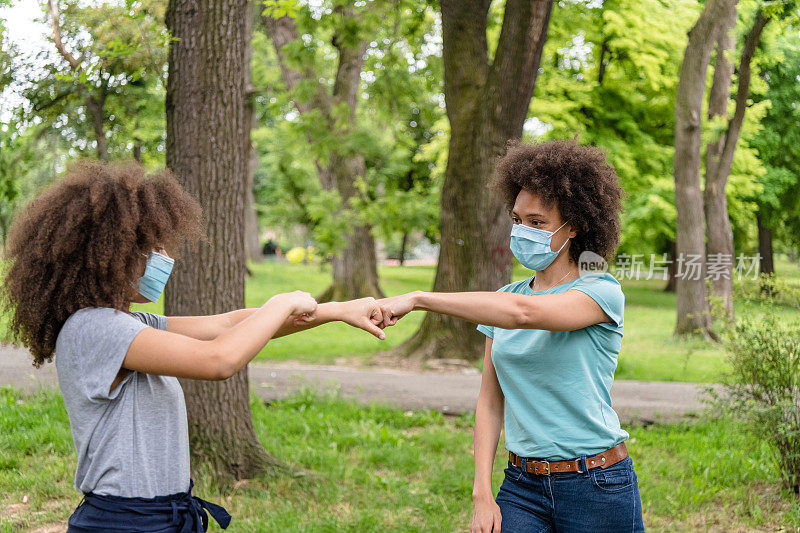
{"left": 122, "top": 291, "right": 317, "bottom": 381}
{"left": 380, "top": 289, "right": 611, "bottom": 332}
{"left": 470, "top": 338, "right": 504, "bottom": 533}
{"left": 165, "top": 298, "right": 386, "bottom": 340}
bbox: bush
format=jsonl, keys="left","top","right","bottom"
{"left": 734, "top": 274, "right": 800, "bottom": 309}
{"left": 717, "top": 312, "right": 800, "bottom": 494}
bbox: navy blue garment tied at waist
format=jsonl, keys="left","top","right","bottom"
{"left": 67, "top": 480, "right": 231, "bottom": 533}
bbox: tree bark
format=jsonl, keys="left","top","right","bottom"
{"left": 673, "top": 0, "right": 736, "bottom": 338}
{"left": 165, "top": 0, "right": 280, "bottom": 482}
{"left": 263, "top": 12, "right": 383, "bottom": 301}
{"left": 705, "top": 8, "right": 770, "bottom": 320}
{"left": 398, "top": 0, "right": 553, "bottom": 361}
{"left": 757, "top": 211, "right": 774, "bottom": 276}
{"left": 703, "top": 2, "right": 737, "bottom": 319}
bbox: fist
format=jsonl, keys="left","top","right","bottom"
{"left": 376, "top": 292, "right": 419, "bottom": 327}
{"left": 271, "top": 290, "right": 318, "bottom": 317}
{"left": 338, "top": 297, "right": 386, "bottom": 340}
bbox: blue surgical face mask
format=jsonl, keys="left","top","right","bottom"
{"left": 510, "top": 221, "right": 570, "bottom": 271}
{"left": 135, "top": 251, "right": 174, "bottom": 302}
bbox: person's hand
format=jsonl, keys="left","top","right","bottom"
{"left": 376, "top": 291, "right": 420, "bottom": 327}
{"left": 470, "top": 496, "right": 502, "bottom": 533}
{"left": 337, "top": 297, "right": 386, "bottom": 340}
{"left": 268, "top": 291, "right": 318, "bottom": 324}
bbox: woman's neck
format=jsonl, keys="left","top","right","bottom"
{"left": 533, "top": 255, "right": 579, "bottom": 291}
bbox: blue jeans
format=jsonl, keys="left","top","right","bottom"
{"left": 496, "top": 455, "right": 645, "bottom": 532}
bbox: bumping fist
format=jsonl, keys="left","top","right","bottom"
{"left": 337, "top": 297, "right": 386, "bottom": 340}
{"left": 376, "top": 291, "right": 420, "bottom": 328}
{"left": 269, "top": 290, "right": 318, "bottom": 323}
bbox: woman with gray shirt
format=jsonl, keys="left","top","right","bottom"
{"left": 2, "top": 160, "right": 386, "bottom": 532}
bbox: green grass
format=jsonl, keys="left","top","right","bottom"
{"left": 127, "top": 256, "right": 800, "bottom": 383}
{"left": 1, "top": 387, "right": 798, "bottom": 532}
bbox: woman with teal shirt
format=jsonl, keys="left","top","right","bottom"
{"left": 378, "top": 140, "right": 644, "bottom": 532}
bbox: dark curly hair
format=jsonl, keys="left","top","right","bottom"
{"left": 491, "top": 139, "right": 623, "bottom": 264}
{"left": 2, "top": 160, "right": 203, "bottom": 367}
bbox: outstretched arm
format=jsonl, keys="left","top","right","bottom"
{"left": 378, "top": 290, "right": 611, "bottom": 332}
{"left": 166, "top": 298, "right": 386, "bottom": 340}
{"left": 123, "top": 291, "right": 318, "bottom": 381}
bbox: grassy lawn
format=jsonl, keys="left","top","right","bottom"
{"left": 2, "top": 386, "right": 799, "bottom": 532}
{"left": 129, "top": 256, "right": 800, "bottom": 384}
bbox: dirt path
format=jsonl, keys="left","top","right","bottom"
{"left": 1, "top": 345, "right": 712, "bottom": 424}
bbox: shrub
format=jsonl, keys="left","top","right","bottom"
{"left": 734, "top": 274, "right": 800, "bottom": 309}
{"left": 717, "top": 312, "right": 800, "bottom": 494}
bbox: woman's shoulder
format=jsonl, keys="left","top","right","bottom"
{"left": 572, "top": 272, "right": 623, "bottom": 294}
{"left": 570, "top": 272, "right": 624, "bottom": 330}
{"left": 58, "top": 307, "right": 145, "bottom": 347}
{"left": 62, "top": 307, "right": 131, "bottom": 331}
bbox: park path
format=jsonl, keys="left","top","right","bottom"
{"left": 0, "top": 344, "right": 712, "bottom": 424}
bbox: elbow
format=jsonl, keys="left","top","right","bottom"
{"left": 206, "top": 343, "right": 239, "bottom": 381}
{"left": 512, "top": 299, "right": 538, "bottom": 329}
{"left": 214, "top": 356, "right": 239, "bottom": 381}
{"left": 212, "top": 364, "right": 236, "bottom": 381}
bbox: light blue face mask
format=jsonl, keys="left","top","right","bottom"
{"left": 136, "top": 251, "right": 174, "bottom": 302}
{"left": 510, "top": 221, "right": 570, "bottom": 271}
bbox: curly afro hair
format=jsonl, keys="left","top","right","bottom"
{"left": 2, "top": 160, "right": 203, "bottom": 367}
{"left": 491, "top": 139, "right": 623, "bottom": 264}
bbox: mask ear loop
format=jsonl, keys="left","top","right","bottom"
{"left": 551, "top": 221, "right": 571, "bottom": 254}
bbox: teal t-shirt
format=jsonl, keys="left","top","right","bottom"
{"left": 477, "top": 272, "right": 628, "bottom": 461}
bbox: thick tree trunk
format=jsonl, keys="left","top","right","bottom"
{"left": 757, "top": 211, "right": 774, "bottom": 276}
{"left": 703, "top": 3, "right": 737, "bottom": 318}
{"left": 673, "top": 0, "right": 736, "bottom": 338}
{"left": 165, "top": 0, "right": 280, "bottom": 482}
{"left": 399, "top": 0, "right": 553, "bottom": 361}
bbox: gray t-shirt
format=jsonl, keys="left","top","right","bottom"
{"left": 55, "top": 307, "right": 190, "bottom": 498}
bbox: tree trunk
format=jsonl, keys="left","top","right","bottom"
{"left": 399, "top": 232, "right": 409, "bottom": 266}
{"left": 757, "top": 211, "right": 774, "bottom": 276}
{"left": 165, "top": 0, "right": 280, "bottom": 483}
{"left": 705, "top": 7, "right": 770, "bottom": 321}
{"left": 317, "top": 152, "right": 384, "bottom": 301}
{"left": 398, "top": 0, "right": 553, "bottom": 362}
{"left": 703, "top": 2, "right": 737, "bottom": 319}
{"left": 665, "top": 239, "right": 678, "bottom": 292}
{"left": 673, "top": 0, "right": 735, "bottom": 338}
{"left": 263, "top": 12, "right": 383, "bottom": 301}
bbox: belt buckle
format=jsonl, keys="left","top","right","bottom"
{"left": 541, "top": 460, "right": 550, "bottom": 476}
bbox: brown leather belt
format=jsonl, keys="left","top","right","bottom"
{"left": 509, "top": 442, "right": 628, "bottom": 476}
